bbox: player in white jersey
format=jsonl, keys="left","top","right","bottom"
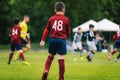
{"left": 72, "top": 28, "right": 84, "bottom": 61}
{"left": 85, "top": 24, "right": 97, "bottom": 62}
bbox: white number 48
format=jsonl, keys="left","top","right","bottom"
{"left": 52, "top": 20, "right": 63, "bottom": 31}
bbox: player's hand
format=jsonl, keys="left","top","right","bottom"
{"left": 40, "top": 41, "right": 45, "bottom": 47}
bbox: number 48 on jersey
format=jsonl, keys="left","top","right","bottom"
{"left": 52, "top": 20, "right": 63, "bottom": 31}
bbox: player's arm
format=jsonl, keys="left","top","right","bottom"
{"left": 79, "top": 34, "right": 83, "bottom": 44}
{"left": 40, "top": 20, "right": 50, "bottom": 47}
{"left": 9, "top": 33, "right": 11, "bottom": 37}
{"left": 40, "top": 28, "right": 49, "bottom": 47}
{"left": 40, "top": 18, "right": 51, "bottom": 47}
{"left": 113, "top": 32, "right": 117, "bottom": 42}
{"left": 9, "top": 29, "right": 12, "bottom": 37}
{"left": 73, "top": 33, "right": 77, "bottom": 43}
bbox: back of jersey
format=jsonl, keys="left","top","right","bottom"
{"left": 10, "top": 25, "right": 21, "bottom": 44}
{"left": 46, "top": 14, "right": 70, "bottom": 39}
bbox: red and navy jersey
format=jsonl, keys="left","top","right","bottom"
{"left": 113, "top": 30, "right": 120, "bottom": 41}
{"left": 43, "top": 14, "right": 70, "bottom": 40}
{"left": 9, "top": 25, "right": 22, "bottom": 44}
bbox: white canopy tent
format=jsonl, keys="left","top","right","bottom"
{"left": 72, "top": 20, "right": 99, "bottom": 32}
{"left": 97, "top": 18, "right": 119, "bottom": 31}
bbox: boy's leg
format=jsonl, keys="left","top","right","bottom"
{"left": 86, "top": 50, "right": 96, "bottom": 62}
{"left": 108, "top": 48, "right": 117, "bottom": 61}
{"left": 79, "top": 50, "right": 84, "bottom": 61}
{"left": 14, "top": 39, "right": 30, "bottom": 60}
{"left": 19, "top": 50, "right": 25, "bottom": 61}
{"left": 19, "top": 50, "right": 30, "bottom": 65}
{"left": 89, "top": 50, "right": 95, "bottom": 60}
{"left": 72, "top": 43, "right": 77, "bottom": 59}
{"left": 80, "top": 50, "right": 83, "bottom": 57}
{"left": 58, "top": 55, "right": 65, "bottom": 80}
{"left": 16, "top": 44, "right": 29, "bottom": 65}
{"left": 72, "top": 49, "right": 76, "bottom": 58}
{"left": 15, "top": 44, "right": 30, "bottom": 61}
{"left": 42, "top": 53, "right": 54, "bottom": 80}
{"left": 86, "top": 51, "right": 91, "bottom": 62}
{"left": 8, "top": 51, "right": 14, "bottom": 64}
{"left": 14, "top": 51, "right": 20, "bottom": 61}
{"left": 115, "top": 53, "right": 120, "bottom": 62}
{"left": 116, "top": 53, "right": 120, "bottom": 59}
{"left": 8, "top": 44, "right": 15, "bottom": 64}
{"left": 78, "top": 43, "right": 83, "bottom": 57}
{"left": 72, "top": 49, "right": 77, "bottom": 61}
{"left": 18, "top": 50, "right": 30, "bottom": 65}
{"left": 88, "top": 43, "right": 96, "bottom": 61}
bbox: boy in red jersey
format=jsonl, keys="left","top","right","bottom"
{"left": 8, "top": 18, "right": 29, "bottom": 65}
{"left": 108, "top": 25, "right": 120, "bottom": 62}
{"left": 40, "top": 2, "right": 70, "bottom": 80}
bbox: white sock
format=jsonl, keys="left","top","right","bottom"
{"left": 89, "top": 52, "right": 94, "bottom": 59}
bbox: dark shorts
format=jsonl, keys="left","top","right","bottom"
{"left": 48, "top": 38, "right": 67, "bottom": 55}
{"left": 114, "top": 39, "right": 120, "bottom": 48}
{"left": 11, "top": 43, "right": 22, "bottom": 51}
{"left": 21, "top": 38, "right": 28, "bottom": 46}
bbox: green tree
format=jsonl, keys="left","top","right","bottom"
{"left": 0, "top": 0, "right": 120, "bottom": 44}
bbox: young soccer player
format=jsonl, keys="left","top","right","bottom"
{"left": 85, "top": 24, "right": 97, "bottom": 62}
{"left": 8, "top": 18, "right": 29, "bottom": 65}
{"left": 72, "top": 27, "right": 84, "bottom": 61}
{"left": 14, "top": 15, "right": 30, "bottom": 61}
{"left": 108, "top": 25, "right": 120, "bottom": 62}
{"left": 40, "top": 2, "right": 70, "bottom": 80}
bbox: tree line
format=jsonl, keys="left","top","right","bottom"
{"left": 0, "top": 0, "right": 120, "bottom": 44}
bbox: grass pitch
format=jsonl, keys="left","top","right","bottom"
{"left": 0, "top": 50, "right": 120, "bottom": 80}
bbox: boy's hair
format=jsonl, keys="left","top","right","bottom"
{"left": 55, "top": 2, "right": 65, "bottom": 12}
{"left": 14, "top": 18, "right": 20, "bottom": 25}
{"left": 24, "top": 15, "right": 29, "bottom": 18}
{"left": 78, "top": 27, "right": 82, "bottom": 30}
{"left": 89, "top": 24, "right": 94, "bottom": 28}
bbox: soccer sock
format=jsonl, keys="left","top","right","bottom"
{"left": 42, "top": 56, "right": 54, "bottom": 80}
{"left": 111, "top": 50, "right": 116, "bottom": 55}
{"left": 116, "top": 53, "right": 120, "bottom": 59}
{"left": 72, "top": 50, "right": 76, "bottom": 58}
{"left": 19, "top": 52, "right": 25, "bottom": 61}
{"left": 8, "top": 52, "right": 14, "bottom": 64}
{"left": 44, "top": 56, "right": 54, "bottom": 72}
{"left": 14, "top": 51, "right": 20, "bottom": 60}
{"left": 58, "top": 59, "right": 65, "bottom": 80}
{"left": 80, "top": 50, "right": 83, "bottom": 57}
{"left": 89, "top": 51, "right": 94, "bottom": 59}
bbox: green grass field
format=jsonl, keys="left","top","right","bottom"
{"left": 0, "top": 50, "right": 120, "bottom": 80}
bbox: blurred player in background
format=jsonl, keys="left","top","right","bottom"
{"left": 8, "top": 18, "right": 29, "bottom": 65}
{"left": 85, "top": 24, "right": 97, "bottom": 62}
{"left": 72, "top": 27, "right": 84, "bottom": 61}
{"left": 14, "top": 15, "right": 30, "bottom": 61}
{"left": 108, "top": 25, "right": 120, "bottom": 62}
{"left": 40, "top": 2, "right": 70, "bottom": 80}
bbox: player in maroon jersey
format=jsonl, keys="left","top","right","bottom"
{"left": 108, "top": 25, "right": 120, "bottom": 62}
{"left": 40, "top": 2, "right": 70, "bottom": 80}
{"left": 8, "top": 18, "right": 29, "bottom": 65}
